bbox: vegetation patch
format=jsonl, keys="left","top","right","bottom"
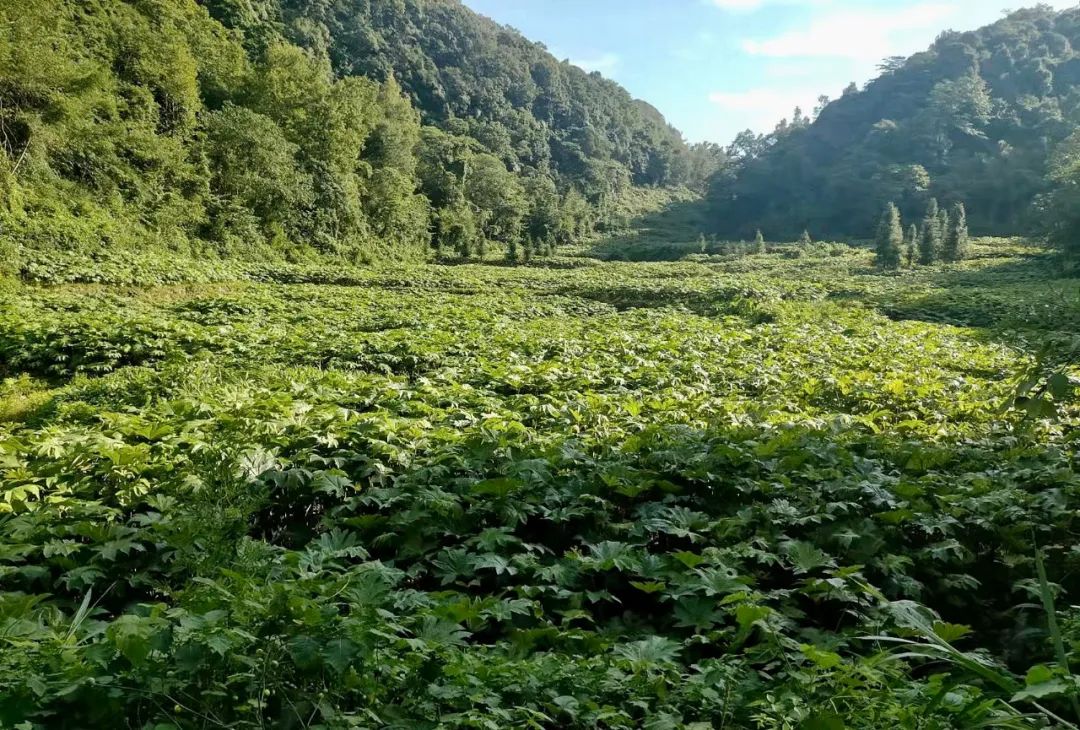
{"left": 3, "top": 242, "right": 1080, "bottom": 728}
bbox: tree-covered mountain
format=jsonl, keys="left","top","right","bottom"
{"left": 203, "top": 0, "right": 696, "bottom": 188}
{"left": 707, "top": 4, "right": 1080, "bottom": 240}
{"left": 0, "top": 0, "right": 708, "bottom": 264}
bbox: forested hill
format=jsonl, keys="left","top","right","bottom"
{"left": 707, "top": 4, "right": 1080, "bottom": 240}
{"left": 203, "top": 0, "right": 694, "bottom": 189}
{"left": 0, "top": 0, "right": 706, "bottom": 265}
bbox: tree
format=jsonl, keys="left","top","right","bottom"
{"left": 798, "top": 229, "right": 812, "bottom": 245}
{"left": 875, "top": 202, "right": 903, "bottom": 269}
{"left": 919, "top": 198, "right": 941, "bottom": 264}
{"left": 753, "top": 229, "right": 766, "bottom": 254}
{"left": 523, "top": 174, "right": 561, "bottom": 245}
{"left": 936, "top": 207, "right": 950, "bottom": 250}
{"left": 0, "top": 0, "right": 702, "bottom": 262}
{"left": 437, "top": 196, "right": 477, "bottom": 259}
{"left": 1040, "top": 130, "right": 1080, "bottom": 255}
{"left": 559, "top": 188, "right": 592, "bottom": 243}
{"left": 905, "top": 224, "right": 918, "bottom": 267}
{"left": 685, "top": 142, "right": 730, "bottom": 192}
{"left": 202, "top": 104, "right": 312, "bottom": 247}
{"left": 701, "top": 7, "right": 1077, "bottom": 242}
{"left": 942, "top": 201, "right": 969, "bottom": 262}
{"left": 465, "top": 153, "right": 527, "bottom": 245}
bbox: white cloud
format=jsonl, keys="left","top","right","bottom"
{"left": 566, "top": 52, "right": 621, "bottom": 76}
{"left": 707, "top": 0, "right": 833, "bottom": 12}
{"left": 762, "top": 61, "right": 820, "bottom": 79}
{"left": 707, "top": 88, "right": 822, "bottom": 131}
{"left": 710, "top": 0, "right": 766, "bottom": 10}
{"left": 740, "top": 3, "right": 956, "bottom": 60}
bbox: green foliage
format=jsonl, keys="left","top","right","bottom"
{"left": 905, "top": 224, "right": 918, "bottom": 267}
{"left": 943, "top": 201, "right": 970, "bottom": 262}
{"left": 466, "top": 154, "right": 527, "bottom": 246}
{"left": 707, "top": 5, "right": 1080, "bottom": 239}
{"left": 437, "top": 198, "right": 479, "bottom": 260}
{"left": 2, "top": 240, "right": 1080, "bottom": 727}
{"left": 919, "top": 198, "right": 942, "bottom": 265}
{"left": 937, "top": 206, "right": 951, "bottom": 252}
{"left": 0, "top": 0, "right": 697, "bottom": 264}
{"left": 1040, "top": 130, "right": 1080, "bottom": 254}
{"left": 875, "top": 202, "right": 904, "bottom": 269}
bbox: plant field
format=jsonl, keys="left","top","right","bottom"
{"left": 3, "top": 241, "right": 1080, "bottom": 728}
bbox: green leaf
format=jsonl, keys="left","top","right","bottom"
{"left": 1012, "top": 679, "right": 1074, "bottom": 702}
{"left": 931, "top": 621, "right": 971, "bottom": 643}
{"left": 674, "top": 597, "right": 721, "bottom": 630}
{"left": 288, "top": 635, "right": 323, "bottom": 671}
{"left": 673, "top": 551, "right": 705, "bottom": 569}
{"left": 782, "top": 540, "right": 832, "bottom": 574}
{"left": 802, "top": 713, "right": 845, "bottom": 730}
{"left": 1048, "top": 372, "right": 1071, "bottom": 399}
{"left": 800, "top": 644, "right": 842, "bottom": 670}
{"left": 323, "top": 638, "right": 358, "bottom": 674}
{"left": 107, "top": 615, "right": 155, "bottom": 666}
{"left": 735, "top": 604, "right": 771, "bottom": 634}
{"left": 1025, "top": 664, "right": 1057, "bottom": 687}
{"left": 470, "top": 477, "right": 523, "bottom": 498}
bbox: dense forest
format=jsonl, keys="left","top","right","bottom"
{"left": 0, "top": 0, "right": 720, "bottom": 265}
{"left": 10, "top": 1, "right": 1080, "bottom": 258}
{"left": 707, "top": 4, "right": 1080, "bottom": 240}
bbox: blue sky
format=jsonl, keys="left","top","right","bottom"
{"left": 461, "top": 0, "right": 1078, "bottom": 145}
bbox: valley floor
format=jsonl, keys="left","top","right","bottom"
{"left": 2, "top": 239, "right": 1080, "bottom": 728}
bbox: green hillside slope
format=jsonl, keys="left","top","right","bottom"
{"left": 0, "top": 0, "right": 706, "bottom": 266}
{"left": 708, "top": 5, "right": 1080, "bottom": 239}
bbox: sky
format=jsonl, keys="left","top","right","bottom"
{"left": 461, "top": 0, "right": 1079, "bottom": 145}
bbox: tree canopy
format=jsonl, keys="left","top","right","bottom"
{"left": 0, "top": 0, "right": 716, "bottom": 262}
{"left": 706, "top": 5, "right": 1080, "bottom": 240}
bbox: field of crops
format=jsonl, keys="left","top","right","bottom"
{"left": 3, "top": 240, "right": 1080, "bottom": 728}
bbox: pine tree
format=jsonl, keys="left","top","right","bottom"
{"left": 798, "top": 229, "right": 812, "bottom": 246}
{"left": 753, "top": 229, "right": 766, "bottom": 253}
{"left": 942, "top": 201, "right": 969, "bottom": 262}
{"left": 507, "top": 237, "right": 518, "bottom": 263}
{"left": 918, "top": 198, "right": 940, "bottom": 264}
{"left": 905, "top": 224, "right": 918, "bottom": 267}
{"left": 936, "top": 207, "right": 950, "bottom": 249}
{"left": 875, "top": 202, "right": 903, "bottom": 269}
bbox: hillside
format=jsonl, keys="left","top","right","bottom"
{"left": 0, "top": 0, "right": 701, "bottom": 267}
{"left": 202, "top": 0, "right": 694, "bottom": 188}
{"left": 708, "top": 4, "right": 1080, "bottom": 239}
